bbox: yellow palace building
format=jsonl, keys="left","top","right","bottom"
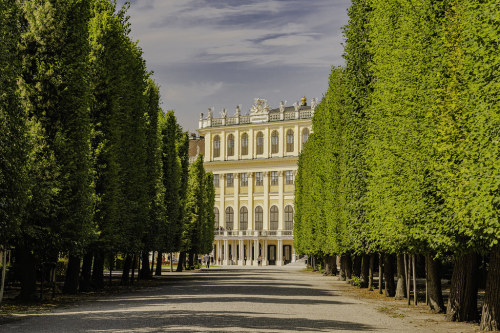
{"left": 197, "top": 97, "right": 314, "bottom": 266}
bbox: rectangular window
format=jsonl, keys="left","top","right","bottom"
{"left": 285, "top": 170, "right": 294, "bottom": 185}
{"left": 255, "top": 172, "right": 263, "bottom": 186}
{"left": 240, "top": 173, "right": 248, "bottom": 187}
{"left": 226, "top": 173, "right": 233, "bottom": 187}
{"left": 213, "top": 174, "right": 219, "bottom": 187}
{"left": 271, "top": 171, "right": 278, "bottom": 185}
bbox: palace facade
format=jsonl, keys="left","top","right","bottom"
{"left": 197, "top": 97, "right": 314, "bottom": 266}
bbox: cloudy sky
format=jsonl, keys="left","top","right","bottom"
{"left": 116, "top": 0, "right": 351, "bottom": 132}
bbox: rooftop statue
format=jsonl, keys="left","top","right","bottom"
{"left": 280, "top": 101, "right": 286, "bottom": 112}
{"left": 250, "top": 98, "right": 270, "bottom": 114}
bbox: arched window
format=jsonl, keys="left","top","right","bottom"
{"left": 270, "top": 206, "right": 278, "bottom": 230}
{"left": 239, "top": 207, "right": 248, "bottom": 230}
{"left": 241, "top": 133, "right": 248, "bottom": 155}
{"left": 256, "top": 132, "right": 264, "bottom": 155}
{"left": 213, "top": 135, "right": 220, "bottom": 158}
{"left": 255, "top": 206, "right": 263, "bottom": 230}
{"left": 285, "top": 205, "right": 294, "bottom": 230}
{"left": 225, "top": 207, "right": 234, "bottom": 230}
{"left": 302, "top": 128, "right": 309, "bottom": 145}
{"left": 227, "top": 134, "right": 235, "bottom": 156}
{"left": 214, "top": 207, "right": 219, "bottom": 229}
{"left": 271, "top": 130, "right": 279, "bottom": 154}
{"left": 286, "top": 129, "right": 294, "bottom": 152}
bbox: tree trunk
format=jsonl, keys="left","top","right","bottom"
{"left": 15, "top": 246, "right": 37, "bottom": 300}
{"left": 345, "top": 255, "right": 353, "bottom": 281}
{"left": 480, "top": 245, "right": 500, "bottom": 331}
{"left": 188, "top": 250, "right": 195, "bottom": 269}
{"left": 108, "top": 254, "right": 114, "bottom": 287}
{"left": 130, "top": 254, "right": 137, "bottom": 285}
{"left": 395, "top": 254, "right": 406, "bottom": 299}
{"left": 150, "top": 251, "right": 155, "bottom": 272}
{"left": 425, "top": 253, "right": 445, "bottom": 313}
{"left": 324, "top": 255, "right": 336, "bottom": 276}
{"left": 379, "top": 253, "right": 383, "bottom": 294}
{"left": 155, "top": 252, "right": 162, "bottom": 276}
{"left": 446, "top": 252, "right": 479, "bottom": 322}
{"left": 360, "top": 254, "right": 370, "bottom": 288}
{"left": 79, "top": 250, "right": 93, "bottom": 292}
{"left": 139, "top": 251, "right": 151, "bottom": 279}
{"left": 368, "top": 254, "right": 375, "bottom": 290}
{"left": 170, "top": 252, "right": 174, "bottom": 272}
{"left": 0, "top": 248, "right": 7, "bottom": 304}
{"left": 383, "top": 254, "right": 396, "bottom": 297}
{"left": 91, "top": 251, "right": 104, "bottom": 290}
{"left": 339, "top": 255, "right": 346, "bottom": 281}
{"left": 352, "top": 255, "right": 362, "bottom": 277}
{"left": 63, "top": 255, "right": 81, "bottom": 294}
{"left": 176, "top": 251, "right": 185, "bottom": 272}
{"left": 412, "top": 254, "right": 417, "bottom": 305}
{"left": 121, "top": 254, "right": 132, "bottom": 286}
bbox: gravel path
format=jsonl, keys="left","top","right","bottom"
{"left": 1, "top": 264, "right": 478, "bottom": 332}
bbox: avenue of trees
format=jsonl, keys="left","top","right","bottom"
{"left": 295, "top": 0, "right": 499, "bottom": 331}
{"left": 0, "top": 0, "right": 214, "bottom": 302}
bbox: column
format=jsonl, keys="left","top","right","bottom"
{"left": 264, "top": 127, "right": 270, "bottom": 158}
{"left": 248, "top": 172, "right": 254, "bottom": 229}
{"left": 277, "top": 239, "right": 283, "bottom": 266}
{"left": 221, "top": 129, "right": 226, "bottom": 160}
{"left": 279, "top": 125, "right": 285, "bottom": 158}
{"left": 234, "top": 173, "right": 240, "bottom": 231}
{"left": 253, "top": 239, "right": 259, "bottom": 266}
{"left": 293, "top": 124, "right": 299, "bottom": 155}
{"left": 263, "top": 171, "right": 269, "bottom": 230}
{"left": 217, "top": 240, "right": 222, "bottom": 265}
{"left": 278, "top": 171, "right": 284, "bottom": 230}
{"left": 235, "top": 129, "right": 240, "bottom": 159}
{"left": 220, "top": 174, "right": 225, "bottom": 229}
{"left": 263, "top": 239, "right": 268, "bottom": 266}
{"left": 245, "top": 240, "right": 250, "bottom": 265}
{"left": 223, "top": 239, "right": 229, "bottom": 265}
{"left": 249, "top": 128, "right": 254, "bottom": 159}
{"left": 238, "top": 239, "right": 243, "bottom": 265}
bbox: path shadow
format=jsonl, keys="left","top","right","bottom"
{"left": 20, "top": 310, "right": 376, "bottom": 332}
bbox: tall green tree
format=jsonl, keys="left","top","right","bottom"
{"left": 18, "top": 0, "right": 94, "bottom": 295}
{"left": 0, "top": 0, "right": 28, "bottom": 304}
{"left": 0, "top": 0, "right": 27, "bottom": 248}
{"left": 158, "top": 111, "right": 181, "bottom": 274}
{"left": 140, "top": 79, "right": 164, "bottom": 279}
{"left": 183, "top": 154, "right": 213, "bottom": 268}
{"left": 200, "top": 172, "right": 215, "bottom": 255}
{"left": 88, "top": 0, "right": 148, "bottom": 286}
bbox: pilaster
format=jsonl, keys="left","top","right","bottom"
{"left": 277, "top": 239, "right": 283, "bottom": 266}
{"left": 234, "top": 173, "right": 240, "bottom": 230}
{"left": 278, "top": 171, "right": 284, "bottom": 230}
{"left": 263, "top": 171, "right": 269, "bottom": 230}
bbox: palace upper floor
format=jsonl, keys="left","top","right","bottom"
{"left": 197, "top": 98, "right": 314, "bottom": 163}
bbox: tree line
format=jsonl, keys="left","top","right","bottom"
{"left": 294, "top": 0, "right": 499, "bottom": 331}
{"left": 0, "top": 0, "right": 214, "bottom": 301}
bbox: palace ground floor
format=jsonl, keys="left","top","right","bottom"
{"left": 212, "top": 232, "right": 296, "bottom": 266}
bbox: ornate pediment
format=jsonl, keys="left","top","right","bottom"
{"left": 250, "top": 98, "right": 270, "bottom": 114}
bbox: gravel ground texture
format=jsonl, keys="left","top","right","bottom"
{"left": 0, "top": 262, "right": 480, "bottom": 333}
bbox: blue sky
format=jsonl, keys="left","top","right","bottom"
{"left": 116, "top": 0, "right": 351, "bottom": 132}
